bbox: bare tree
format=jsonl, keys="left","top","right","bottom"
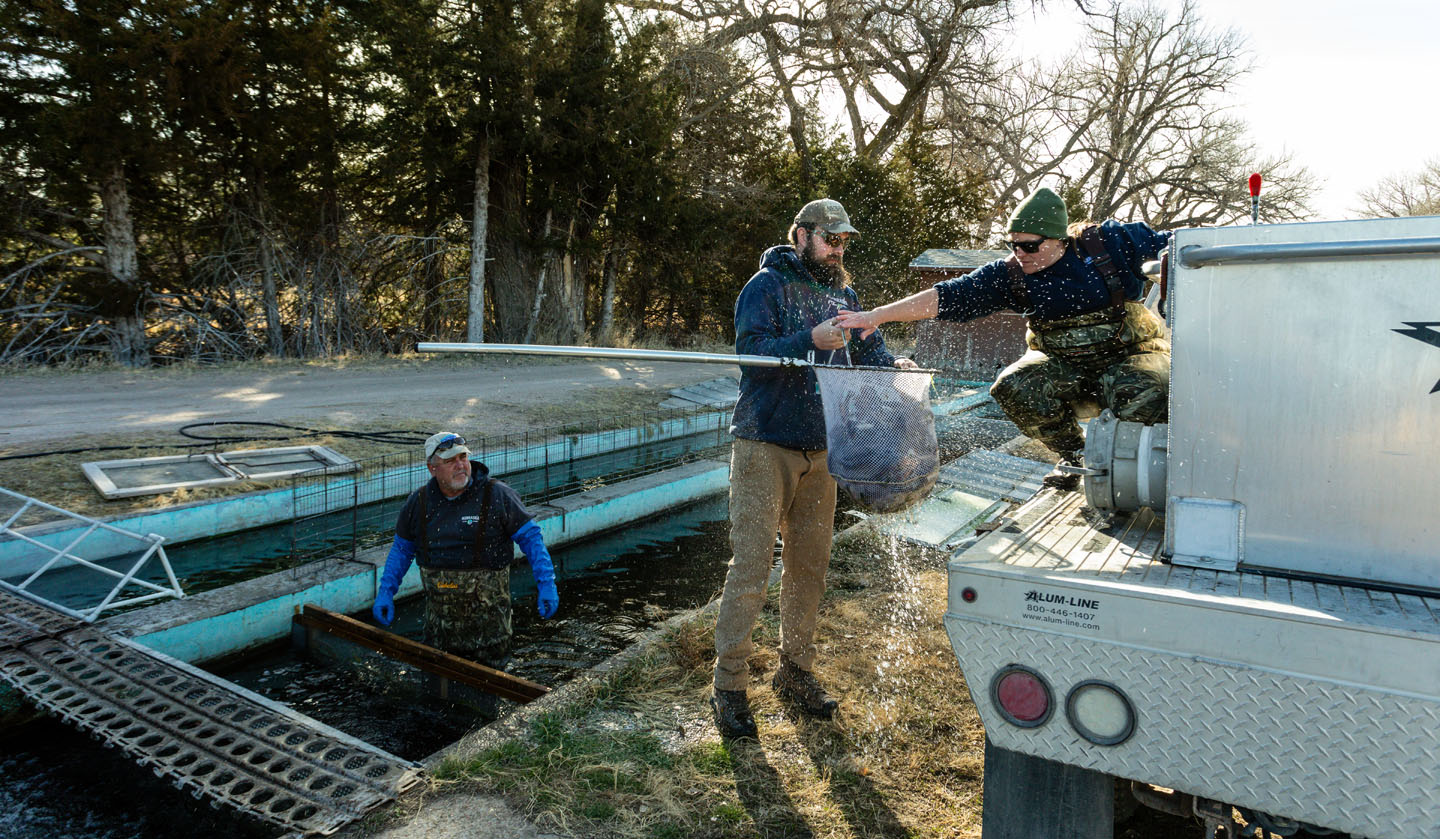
{"left": 619, "top": 0, "right": 1007, "bottom": 167}
{"left": 1356, "top": 160, "right": 1440, "bottom": 218}
{"left": 822, "top": 0, "right": 1006, "bottom": 159}
{"left": 944, "top": 0, "right": 1315, "bottom": 237}
{"left": 98, "top": 162, "right": 150, "bottom": 368}
{"left": 468, "top": 133, "right": 490, "bottom": 343}
{"left": 940, "top": 58, "right": 1085, "bottom": 238}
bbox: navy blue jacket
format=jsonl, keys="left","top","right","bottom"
{"left": 935, "top": 221, "right": 1170, "bottom": 323}
{"left": 395, "top": 465, "right": 533, "bottom": 570}
{"left": 730, "top": 246, "right": 896, "bottom": 450}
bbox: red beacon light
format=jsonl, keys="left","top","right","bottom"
{"left": 1248, "top": 172, "right": 1262, "bottom": 224}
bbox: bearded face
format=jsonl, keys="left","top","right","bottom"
{"left": 799, "top": 231, "right": 851, "bottom": 288}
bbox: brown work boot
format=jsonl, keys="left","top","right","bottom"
{"left": 710, "top": 688, "right": 758, "bottom": 739}
{"left": 771, "top": 659, "right": 839, "bottom": 719}
{"left": 1042, "top": 453, "right": 1083, "bottom": 491}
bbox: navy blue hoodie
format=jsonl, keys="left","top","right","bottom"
{"left": 935, "top": 220, "right": 1170, "bottom": 323}
{"left": 730, "top": 245, "right": 896, "bottom": 450}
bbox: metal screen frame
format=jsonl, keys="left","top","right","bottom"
{"left": 82, "top": 445, "right": 356, "bottom": 499}
{"left": 81, "top": 452, "right": 241, "bottom": 498}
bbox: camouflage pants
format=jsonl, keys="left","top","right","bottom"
{"left": 420, "top": 566, "right": 512, "bottom": 669}
{"left": 993, "top": 303, "right": 1170, "bottom": 457}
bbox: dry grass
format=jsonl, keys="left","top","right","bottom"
{"left": 427, "top": 532, "right": 986, "bottom": 839}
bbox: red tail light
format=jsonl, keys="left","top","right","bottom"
{"left": 990, "top": 665, "right": 1052, "bottom": 727}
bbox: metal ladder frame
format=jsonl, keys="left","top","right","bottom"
{"left": 0, "top": 486, "right": 185, "bottom": 621}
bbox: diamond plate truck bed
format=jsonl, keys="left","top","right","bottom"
{"left": 944, "top": 489, "right": 1440, "bottom": 839}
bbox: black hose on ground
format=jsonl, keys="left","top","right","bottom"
{"left": 176, "top": 421, "right": 429, "bottom": 448}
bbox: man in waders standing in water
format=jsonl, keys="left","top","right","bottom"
{"left": 835, "top": 187, "right": 1171, "bottom": 488}
{"left": 372, "top": 432, "right": 559, "bottom": 671}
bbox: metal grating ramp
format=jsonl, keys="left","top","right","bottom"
{"left": 0, "top": 590, "right": 421, "bottom": 835}
{"left": 868, "top": 450, "right": 1052, "bottom": 550}
{"left": 936, "top": 448, "right": 1049, "bottom": 502}
{"left": 0, "top": 586, "right": 84, "bottom": 647}
{"left": 660, "top": 376, "right": 739, "bottom": 410}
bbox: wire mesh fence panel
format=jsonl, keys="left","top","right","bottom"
{"left": 289, "top": 450, "right": 426, "bottom": 565}
{"left": 814, "top": 366, "right": 939, "bottom": 513}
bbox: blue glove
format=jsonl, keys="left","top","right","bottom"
{"left": 513, "top": 520, "right": 558, "bottom": 620}
{"left": 537, "top": 579, "right": 559, "bottom": 619}
{"left": 373, "top": 591, "right": 395, "bottom": 626}
{"left": 373, "top": 535, "right": 416, "bottom": 627}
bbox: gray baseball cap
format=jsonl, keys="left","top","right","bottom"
{"left": 794, "top": 199, "right": 859, "bottom": 235}
{"left": 424, "top": 432, "right": 470, "bottom": 460}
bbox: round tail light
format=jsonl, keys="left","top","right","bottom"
{"left": 1065, "top": 680, "right": 1136, "bottom": 745}
{"left": 990, "top": 665, "right": 1052, "bottom": 728}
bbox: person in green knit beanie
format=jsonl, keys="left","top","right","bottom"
{"left": 836, "top": 186, "right": 1172, "bottom": 490}
{"left": 1008, "top": 186, "right": 1070, "bottom": 240}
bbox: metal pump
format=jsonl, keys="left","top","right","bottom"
{"left": 1080, "top": 411, "right": 1168, "bottom": 512}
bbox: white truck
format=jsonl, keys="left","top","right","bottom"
{"left": 943, "top": 215, "right": 1440, "bottom": 838}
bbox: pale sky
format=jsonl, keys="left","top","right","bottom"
{"left": 1003, "top": 0, "right": 1440, "bottom": 220}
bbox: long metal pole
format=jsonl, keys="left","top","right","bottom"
{"left": 418, "top": 342, "right": 939, "bottom": 374}
{"left": 418, "top": 341, "right": 806, "bottom": 367}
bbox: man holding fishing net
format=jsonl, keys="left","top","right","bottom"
{"left": 710, "top": 198, "right": 917, "bottom": 740}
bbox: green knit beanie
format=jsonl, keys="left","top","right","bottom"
{"left": 1007, "top": 187, "right": 1069, "bottom": 240}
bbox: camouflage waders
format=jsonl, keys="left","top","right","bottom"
{"left": 420, "top": 566, "right": 512, "bottom": 669}
{"left": 992, "top": 301, "right": 1170, "bottom": 457}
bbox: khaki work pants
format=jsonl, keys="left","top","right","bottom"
{"left": 712, "top": 438, "right": 837, "bottom": 692}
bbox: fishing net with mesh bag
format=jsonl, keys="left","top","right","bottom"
{"left": 813, "top": 364, "right": 939, "bottom": 513}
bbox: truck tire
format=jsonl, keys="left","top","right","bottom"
{"left": 1114, "top": 778, "right": 1140, "bottom": 825}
